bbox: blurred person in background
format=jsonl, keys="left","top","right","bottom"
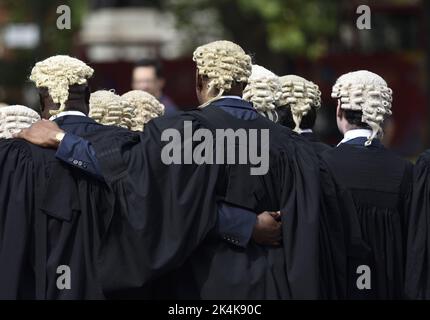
{"left": 132, "top": 58, "right": 178, "bottom": 116}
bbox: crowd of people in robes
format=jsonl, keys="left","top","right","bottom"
{"left": 0, "top": 39, "right": 430, "bottom": 300}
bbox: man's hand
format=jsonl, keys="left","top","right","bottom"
{"left": 14, "top": 119, "right": 64, "bottom": 148}
{"left": 252, "top": 211, "right": 282, "bottom": 246}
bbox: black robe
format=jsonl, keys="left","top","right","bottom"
{"left": 300, "top": 131, "right": 332, "bottom": 154}
{"left": 0, "top": 105, "right": 359, "bottom": 299}
{"left": 0, "top": 139, "right": 36, "bottom": 299}
{"left": 0, "top": 137, "right": 117, "bottom": 299}
{"left": 321, "top": 140, "right": 413, "bottom": 299}
{"left": 405, "top": 149, "right": 430, "bottom": 299}
{"left": 86, "top": 105, "right": 360, "bottom": 299}
{"left": 0, "top": 112, "right": 227, "bottom": 299}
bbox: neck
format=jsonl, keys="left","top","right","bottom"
{"left": 341, "top": 123, "right": 362, "bottom": 135}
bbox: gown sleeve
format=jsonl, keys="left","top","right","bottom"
{"left": 0, "top": 139, "right": 36, "bottom": 299}
{"left": 405, "top": 151, "right": 430, "bottom": 299}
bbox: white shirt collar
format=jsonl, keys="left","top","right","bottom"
{"left": 219, "top": 95, "right": 243, "bottom": 100}
{"left": 337, "top": 129, "right": 372, "bottom": 147}
{"left": 299, "top": 129, "right": 313, "bottom": 134}
{"left": 49, "top": 110, "right": 87, "bottom": 121}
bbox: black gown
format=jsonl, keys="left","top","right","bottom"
{"left": 0, "top": 139, "right": 36, "bottom": 299}
{"left": 321, "top": 139, "right": 413, "bottom": 299}
{"left": 0, "top": 105, "right": 359, "bottom": 299}
{"left": 405, "top": 149, "right": 430, "bottom": 299}
{"left": 0, "top": 137, "right": 117, "bottom": 299}
{"left": 86, "top": 104, "right": 360, "bottom": 299}
{"left": 0, "top": 119, "right": 223, "bottom": 299}
{"left": 300, "top": 131, "right": 331, "bottom": 154}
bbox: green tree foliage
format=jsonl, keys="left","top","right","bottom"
{"left": 165, "top": 0, "right": 338, "bottom": 59}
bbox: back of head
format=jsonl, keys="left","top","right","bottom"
{"left": 30, "top": 55, "right": 94, "bottom": 117}
{"left": 243, "top": 64, "right": 281, "bottom": 122}
{"left": 0, "top": 105, "right": 40, "bottom": 139}
{"left": 89, "top": 90, "right": 132, "bottom": 129}
{"left": 277, "top": 75, "right": 321, "bottom": 132}
{"left": 193, "top": 40, "right": 252, "bottom": 106}
{"left": 121, "top": 90, "right": 165, "bottom": 131}
{"left": 332, "top": 70, "right": 392, "bottom": 145}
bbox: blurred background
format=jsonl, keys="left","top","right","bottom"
{"left": 0, "top": 0, "right": 428, "bottom": 158}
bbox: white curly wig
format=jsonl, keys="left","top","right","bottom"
{"left": 89, "top": 90, "right": 133, "bottom": 129}
{"left": 0, "top": 105, "right": 40, "bottom": 139}
{"left": 278, "top": 75, "right": 321, "bottom": 132}
{"left": 121, "top": 90, "right": 165, "bottom": 131}
{"left": 243, "top": 65, "right": 281, "bottom": 120}
{"left": 30, "top": 55, "right": 94, "bottom": 116}
{"left": 332, "top": 70, "right": 392, "bottom": 146}
{"left": 193, "top": 40, "right": 252, "bottom": 107}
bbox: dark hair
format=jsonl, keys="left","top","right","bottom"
{"left": 134, "top": 58, "right": 163, "bottom": 78}
{"left": 38, "top": 84, "right": 90, "bottom": 115}
{"left": 276, "top": 105, "right": 317, "bottom": 130}
{"left": 341, "top": 109, "right": 370, "bottom": 129}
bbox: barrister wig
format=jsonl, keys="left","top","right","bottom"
{"left": 278, "top": 75, "right": 321, "bottom": 133}
{"left": 89, "top": 90, "right": 132, "bottom": 129}
{"left": 193, "top": 40, "right": 252, "bottom": 106}
{"left": 0, "top": 105, "right": 40, "bottom": 139}
{"left": 331, "top": 70, "right": 393, "bottom": 146}
{"left": 121, "top": 90, "right": 165, "bottom": 131}
{"left": 243, "top": 65, "right": 281, "bottom": 122}
{"left": 30, "top": 55, "right": 94, "bottom": 116}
